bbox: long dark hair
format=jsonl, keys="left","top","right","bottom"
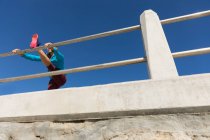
{"left": 47, "top": 51, "right": 54, "bottom": 59}
{"left": 46, "top": 46, "right": 56, "bottom": 59}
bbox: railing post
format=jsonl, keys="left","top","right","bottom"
{"left": 140, "top": 10, "right": 179, "bottom": 80}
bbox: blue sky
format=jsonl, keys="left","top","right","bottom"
{"left": 0, "top": 0, "right": 210, "bottom": 95}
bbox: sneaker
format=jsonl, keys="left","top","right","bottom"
{"left": 30, "top": 33, "right": 39, "bottom": 48}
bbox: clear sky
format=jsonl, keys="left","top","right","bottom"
{"left": 0, "top": 0, "right": 210, "bottom": 95}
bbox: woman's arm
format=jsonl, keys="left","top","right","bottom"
{"left": 12, "top": 49, "right": 41, "bottom": 61}
{"left": 22, "top": 53, "right": 41, "bottom": 61}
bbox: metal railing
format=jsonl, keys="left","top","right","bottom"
{"left": 0, "top": 10, "right": 210, "bottom": 83}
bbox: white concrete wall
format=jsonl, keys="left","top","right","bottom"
{"left": 1, "top": 73, "right": 210, "bottom": 122}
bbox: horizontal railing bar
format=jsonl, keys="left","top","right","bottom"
{"left": 1, "top": 10, "right": 210, "bottom": 58}
{"left": 0, "top": 25, "right": 141, "bottom": 57}
{"left": 1, "top": 47, "right": 210, "bottom": 83}
{"left": 173, "top": 47, "right": 210, "bottom": 58}
{"left": 161, "top": 10, "right": 210, "bottom": 25}
{"left": 0, "top": 58, "right": 146, "bottom": 83}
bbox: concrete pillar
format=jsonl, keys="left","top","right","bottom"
{"left": 140, "top": 10, "right": 178, "bottom": 80}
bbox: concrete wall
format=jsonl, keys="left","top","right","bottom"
{"left": 0, "top": 113, "right": 210, "bottom": 140}
{"left": 1, "top": 73, "right": 210, "bottom": 122}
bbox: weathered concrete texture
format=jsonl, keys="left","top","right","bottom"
{"left": 0, "top": 113, "right": 210, "bottom": 140}
{"left": 140, "top": 10, "right": 178, "bottom": 79}
{"left": 1, "top": 73, "right": 210, "bottom": 122}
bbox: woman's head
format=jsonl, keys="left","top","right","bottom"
{"left": 45, "top": 42, "right": 54, "bottom": 59}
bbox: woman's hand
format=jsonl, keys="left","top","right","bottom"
{"left": 12, "top": 49, "right": 24, "bottom": 56}
{"left": 45, "top": 42, "right": 55, "bottom": 51}
{"left": 44, "top": 42, "right": 52, "bottom": 46}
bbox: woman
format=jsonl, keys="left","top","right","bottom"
{"left": 12, "top": 41, "right": 67, "bottom": 90}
